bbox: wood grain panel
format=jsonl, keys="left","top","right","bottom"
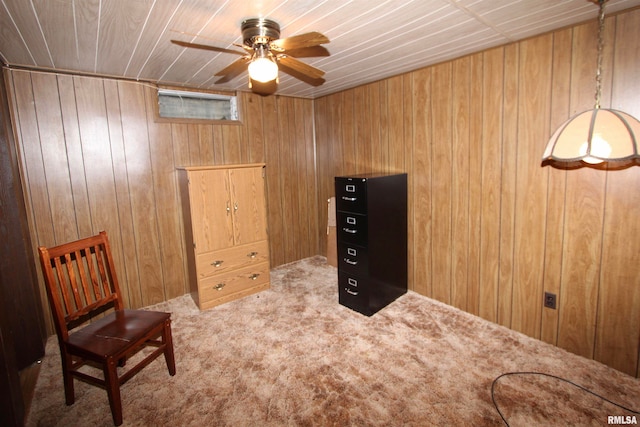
{"left": 402, "top": 74, "right": 414, "bottom": 290}
{"left": 510, "top": 35, "right": 552, "bottom": 339}
{"left": 102, "top": 78, "right": 140, "bottom": 309}
{"left": 556, "top": 20, "right": 610, "bottom": 359}
{"left": 387, "top": 75, "right": 405, "bottom": 173}
{"left": 30, "top": 73, "right": 77, "bottom": 244}
{"left": 411, "top": 68, "right": 431, "bottom": 296}
{"left": 68, "top": 0, "right": 101, "bottom": 72}
{"left": 1, "top": 1, "right": 52, "bottom": 68}
{"left": 478, "top": 47, "right": 504, "bottom": 323}
{"left": 451, "top": 57, "right": 470, "bottom": 311}
{"left": 497, "top": 43, "right": 519, "bottom": 328}
{"left": 430, "top": 63, "right": 453, "bottom": 305}
{"left": 467, "top": 53, "right": 483, "bottom": 317}
{"left": 300, "top": 97, "right": 318, "bottom": 258}
{"left": 117, "top": 81, "right": 166, "bottom": 306}
{"left": 56, "top": 75, "right": 93, "bottom": 238}
{"left": 10, "top": 72, "right": 54, "bottom": 252}
{"left": 97, "top": 0, "right": 154, "bottom": 75}
{"left": 277, "top": 96, "right": 297, "bottom": 260}
{"left": 354, "top": 85, "right": 370, "bottom": 174}
{"left": 261, "top": 94, "right": 285, "bottom": 267}
{"left": 143, "top": 85, "right": 188, "bottom": 300}
{"left": 540, "top": 28, "right": 572, "bottom": 345}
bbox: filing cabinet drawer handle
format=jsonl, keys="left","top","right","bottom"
{"left": 247, "top": 251, "right": 258, "bottom": 258}
{"left": 343, "top": 258, "right": 357, "bottom": 265}
{"left": 249, "top": 273, "right": 260, "bottom": 280}
{"left": 345, "top": 288, "right": 358, "bottom": 296}
{"left": 342, "top": 228, "right": 357, "bottom": 234}
{"left": 211, "top": 260, "right": 224, "bottom": 267}
{"left": 341, "top": 196, "right": 357, "bottom": 201}
{"left": 214, "top": 283, "right": 226, "bottom": 291}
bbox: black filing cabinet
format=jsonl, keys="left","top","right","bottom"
{"left": 335, "top": 173, "right": 407, "bottom": 316}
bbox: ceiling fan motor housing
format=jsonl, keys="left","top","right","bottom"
{"left": 242, "top": 18, "right": 281, "bottom": 46}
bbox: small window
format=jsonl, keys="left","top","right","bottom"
{"left": 156, "top": 88, "right": 240, "bottom": 122}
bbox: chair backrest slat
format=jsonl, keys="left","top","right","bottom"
{"left": 78, "top": 247, "right": 99, "bottom": 306}
{"left": 65, "top": 251, "right": 85, "bottom": 311}
{"left": 51, "top": 256, "right": 69, "bottom": 316}
{"left": 92, "top": 243, "right": 111, "bottom": 298}
{"left": 38, "top": 231, "right": 123, "bottom": 338}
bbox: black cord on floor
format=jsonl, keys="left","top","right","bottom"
{"left": 491, "top": 371, "right": 640, "bottom": 426}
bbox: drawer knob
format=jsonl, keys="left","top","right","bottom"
{"left": 249, "top": 273, "right": 260, "bottom": 280}
{"left": 247, "top": 251, "right": 258, "bottom": 258}
{"left": 342, "top": 228, "right": 357, "bottom": 234}
{"left": 214, "top": 283, "right": 226, "bottom": 291}
{"left": 345, "top": 288, "right": 358, "bottom": 296}
{"left": 343, "top": 258, "right": 357, "bottom": 265}
{"left": 341, "top": 196, "right": 357, "bottom": 201}
{"left": 211, "top": 260, "right": 224, "bottom": 267}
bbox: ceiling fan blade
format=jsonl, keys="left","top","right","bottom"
{"left": 214, "top": 57, "right": 251, "bottom": 83}
{"left": 278, "top": 61, "right": 326, "bottom": 87}
{"left": 171, "top": 40, "right": 245, "bottom": 56}
{"left": 283, "top": 45, "right": 330, "bottom": 58}
{"left": 270, "top": 32, "right": 329, "bottom": 51}
{"left": 277, "top": 55, "right": 325, "bottom": 80}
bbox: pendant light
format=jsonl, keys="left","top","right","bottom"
{"left": 541, "top": 0, "right": 640, "bottom": 170}
{"left": 248, "top": 44, "right": 278, "bottom": 83}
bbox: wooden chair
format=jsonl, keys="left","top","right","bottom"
{"left": 37, "top": 231, "right": 176, "bottom": 426}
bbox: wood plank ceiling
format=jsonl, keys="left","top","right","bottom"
{"left": 1, "top": 0, "right": 640, "bottom": 99}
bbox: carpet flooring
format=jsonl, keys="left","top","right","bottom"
{"left": 26, "top": 256, "right": 640, "bottom": 426}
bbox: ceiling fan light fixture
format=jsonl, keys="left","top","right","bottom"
{"left": 248, "top": 44, "right": 278, "bottom": 83}
{"left": 248, "top": 56, "right": 278, "bottom": 83}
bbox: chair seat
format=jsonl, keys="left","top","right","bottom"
{"left": 66, "top": 309, "right": 171, "bottom": 358}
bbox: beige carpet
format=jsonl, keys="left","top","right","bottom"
{"left": 26, "top": 256, "right": 640, "bottom": 426}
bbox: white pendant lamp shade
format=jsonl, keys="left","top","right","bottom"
{"left": 542, "top": 108, "right": 640, "bottom": 169}
{"left": 541, "top": 0, "right": 640, "bottom": 170}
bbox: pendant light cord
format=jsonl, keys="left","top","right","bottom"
{"left": 594, "top": 0, "right": 606, "bottom": 109}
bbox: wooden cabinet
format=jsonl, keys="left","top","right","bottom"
{"left": 178, "top": 164, "right": 270, "bottom": 310}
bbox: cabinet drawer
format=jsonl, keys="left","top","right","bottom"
{"left": 338, "top": 272, "right": 369, "bottom": 312}
{"left": 335, "top": 177, "right": 367, "bottom": 213}
{"left": 337, "top": 243, "right": 368, "bottom": 275}
{"left": 338, "top": 271, "right": 369, "bottom": 292}
{"left": 336, "top": 212, "right": 368, "bottom": 246}
{"left": 199, "top": 262, "right": 269, "bottom": 304}
{"left": 196, "top": 240, "right": 269, "bottom": 278}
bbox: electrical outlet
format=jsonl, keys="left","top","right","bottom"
{"left": 544, "top": 292, "right": 557, "bottom": 309}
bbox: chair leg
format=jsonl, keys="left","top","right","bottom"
{"left": 103, "top": 358, "right": 123, "bottom": 426}
{"left": 163, "top": 319, "right": 176, "bottom": 376}
{"left": 60, "top": 351, "right": 75, "bottom": 405}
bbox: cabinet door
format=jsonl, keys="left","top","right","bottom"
{"left": 229, "top": 167, "right": 268, "bottom": 245}
{"left": 189, "top": 169, "right": 234, "bottom": 252}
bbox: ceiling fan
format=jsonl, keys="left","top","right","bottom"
{"left": 171, "top": 18, "right": 330, "bottom": 91}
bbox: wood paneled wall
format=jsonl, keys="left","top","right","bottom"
{"left": 314, "top": 10, "right": 640, "bottom": 377}
{"left": 5, "top": 69, "right": 319, "bottom": 335}
{"left": 5, "top": 8, "right": 640, "bottom": 379}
